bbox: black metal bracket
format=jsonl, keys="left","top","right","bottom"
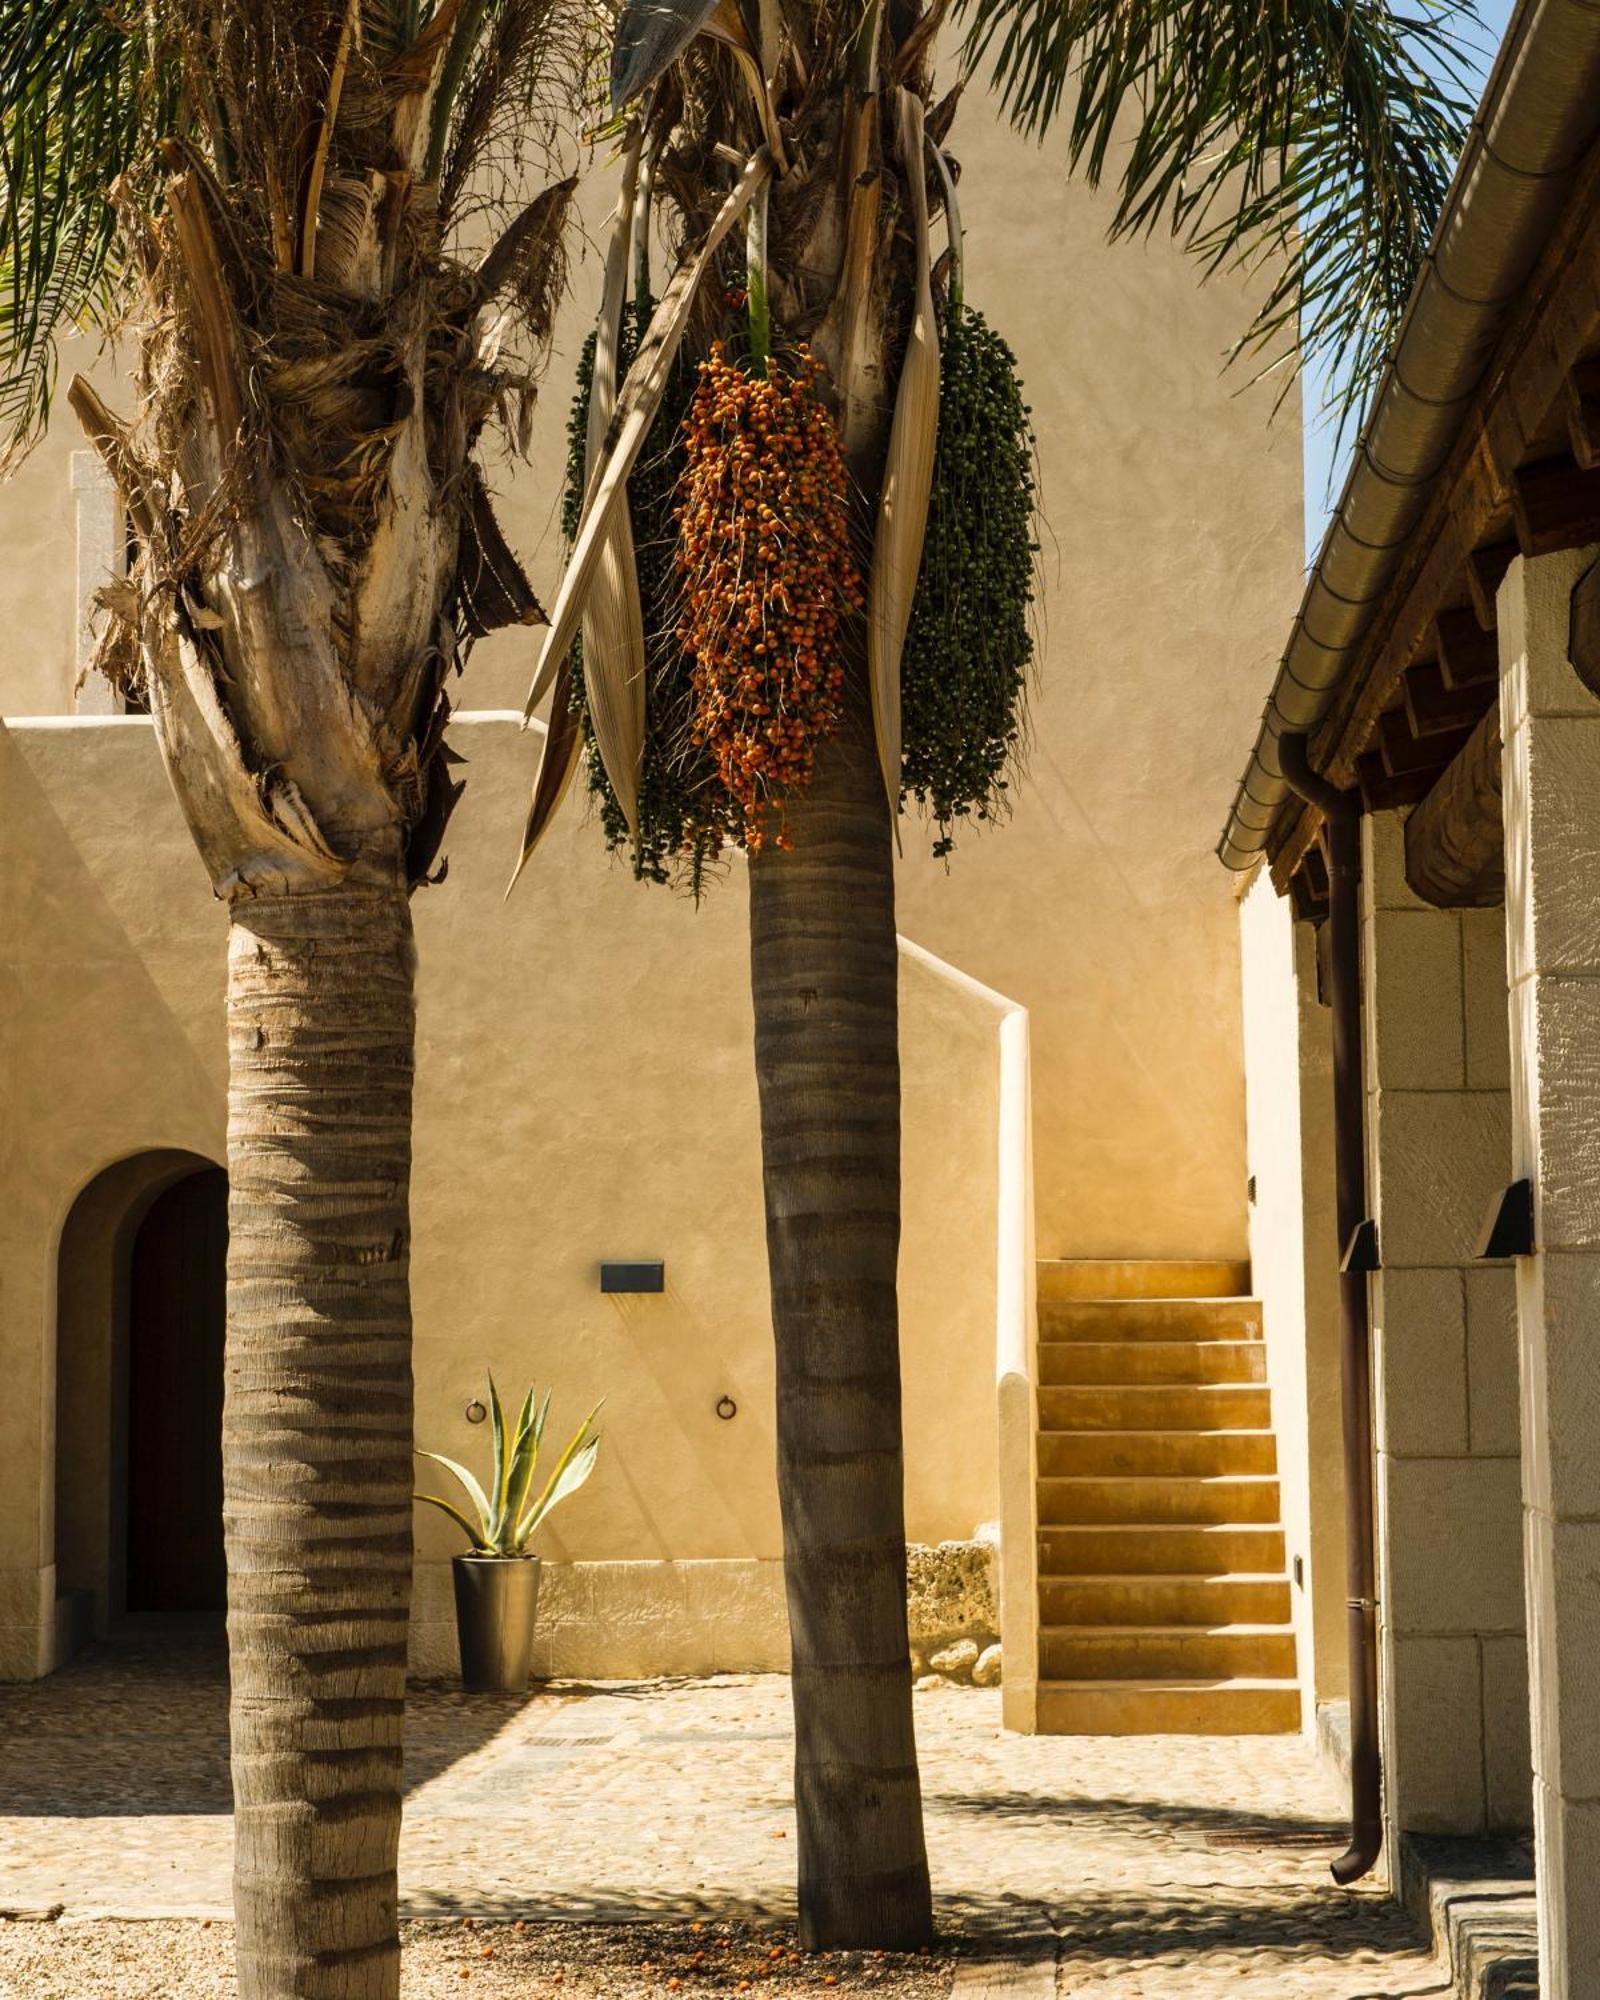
{"left": 1476, "top": 1179, "right": 1535, "bottom": 1260}
{"left": 1340, "top": 1218, "right": 1381, "bottom": 1275}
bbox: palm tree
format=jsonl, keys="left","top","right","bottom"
{"left": 522, "top": 0, "right": 1474, "bottom": 1951}
{"left": 2, "top": 3, "right": 574, "bottom": 1991}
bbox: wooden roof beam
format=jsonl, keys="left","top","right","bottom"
{"left": 1570, "top": 551, "right": 1600, "bottom": 697}
{"left": 1266, "top": 147, "right": 1600, "bottom": 891}
{"left": 1403, "top": 705, "right": 1505, "bottom": 908}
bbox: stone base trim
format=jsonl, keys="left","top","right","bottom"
{"left": 411, "top": 1544, "right": 1011, "bottom": 1687}
{"left": 1316, "top": 1700, "right": 1352, "bottom": 1789}
{"left": 1399, "top": 1833, "right": 1538, "bottom": 2000}
{"left": 409, "top": 1558, "right": 792, "bottom": 1682}
{"left": 0, "top": 1565, "right": 59, "bottom": 1682}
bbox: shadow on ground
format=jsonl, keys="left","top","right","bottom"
{"left": 0, "top": 1626, "right": 540, "bottom": 1816}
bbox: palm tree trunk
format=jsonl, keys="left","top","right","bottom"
{"left": 748, "top": 697, "right": 934, "bottom": 1951}
{"left": 223, "top": 875, "right": 417, "bottom": 2000}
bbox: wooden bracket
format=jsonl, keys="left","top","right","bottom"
{"left": 1378, "top": 710, "right": 1474, "bottom": 777}
{"left": 1563, "top": 357, "right": 1600, "bottom": 472}
{"left": 1509, "top": 458, "right": 1600, "bottom": 559}
{"left": 1436, "top": 604, "right": 1500, "bottom": 689}
{"left": 1403, "top": 660, "right": 1495, "bottom": 737}
{"left": 1464, "top": 542, "right": 1516, "bottom": 632}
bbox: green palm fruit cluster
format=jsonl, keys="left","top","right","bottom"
{"left": 899, "top": 303, "right": 1038, "bottom": 857}
{"left": 564, "top": 295, "right": 1037, "bottom": 880}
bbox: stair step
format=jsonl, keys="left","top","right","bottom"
{"left": 1038, "top": 1429, "right": 1278, "bottom": 1477}
{"left": 1040, "top": 1383, "right": 1272, "bottom": 1432}
{"left": 1040, "top": 1340, "right": 1266, "bottom": 1386}
{"left": 1038, "top": 1474, "right": 1281, "bottom": 1525}
{"left": 1039, "top": 1523, "right": 1286, "bottom": 1575}
{"left": 1037, "top": 1260, "right": 1251, "bottom": 1302}
{"left": 1039, "top": 1298, "right": 1263, "bottom": 1343}
{"left": 1036, "top": 1677, "right": 1300, "bottom": 1736}
{"left": 1039, "top": 1572, "right": 1292, "bottom": 1626}
{"left": 1040, "top": 1622, "right": 1298, "bottom": 1680}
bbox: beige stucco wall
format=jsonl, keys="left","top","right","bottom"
{"left": 1237, "top": 866, "right": 1346, "bottom": 1735}
{"left": 0, "top": 82, "right": 1304, "bottom": 1268}
{"left": 0, "top": 713, "right": 1013, "bottom": 1677}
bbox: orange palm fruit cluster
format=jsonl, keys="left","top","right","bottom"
{"left": 673, "top": 342, "right": 863, "bottom": 850}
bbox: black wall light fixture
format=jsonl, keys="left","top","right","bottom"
{"left": 1476, "top": 1179, "right": 1535, "bottom": 1260}
{"left": 601, "top": 1260, "right": 665, "bottom": 1294}
{"left": 1340, "top": 1218, "right": 1381, "bottom": 1274}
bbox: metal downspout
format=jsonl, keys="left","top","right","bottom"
{"left": 1278, "top": 735, "right": 1382, "bottom": 1887}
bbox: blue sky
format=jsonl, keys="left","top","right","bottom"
{"left": 1300, "top": 0, "right": 1514, "bottom": 563}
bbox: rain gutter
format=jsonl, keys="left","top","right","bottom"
{"left": 1217, "top": 0, "right": 1600, "bottom": 875}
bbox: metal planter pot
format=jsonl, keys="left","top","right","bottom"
{"left": 452, "top": 1554, "right": 542, "bottom": 1693}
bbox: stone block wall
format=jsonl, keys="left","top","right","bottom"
{"left": 1362, "top": 811, "right": 1531, "bottom": 1838}
{"left": 1499, "top": 546, "right": 1600, "bottom": 1992}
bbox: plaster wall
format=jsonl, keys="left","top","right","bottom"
{"left": 0, "top": 84, "right": 1304, "bottom": 1267}
{"left": 1361, "top": 810, "right": 1529, "bottom": 1840}
{"left": 1237, "top": 867, "right": 1346, "bottom": 1735}
{"left": 0, "top": 713, "right": 1012, "bottom": 1680}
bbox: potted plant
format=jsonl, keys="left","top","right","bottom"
{"left": 416, "top": 1379, "right": 602, "bottom": 1693}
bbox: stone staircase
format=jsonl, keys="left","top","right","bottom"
{"left": 1034, "top": 1258, "right": 1300, "bottom": 1734}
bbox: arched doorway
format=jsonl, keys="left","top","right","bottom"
{"left": 54, "top": 1150, "right": 227, "bottom": 1652}
{"left": 126, "top": 1170, "right": 228, "bottom": 1613}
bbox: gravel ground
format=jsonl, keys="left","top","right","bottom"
{"left": 0, "top": 1646, "right": 1447, "bottom": 1997}
{"left": 0, "top": 1917, "right": 963, "bottom": 2000}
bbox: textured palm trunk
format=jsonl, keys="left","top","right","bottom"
{"left": 748, "top": 697, "right": 934, "bottom": 1951}
{"left": 224, "top": 875, "right": 417, "bottom": 2000}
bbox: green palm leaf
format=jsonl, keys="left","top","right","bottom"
{"left": 0, "top": 0, "right": 183, "bottom": 459}
{"left": 957, "top": 0, "right": 1481, "bottom": 422}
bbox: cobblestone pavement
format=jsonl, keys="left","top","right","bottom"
{"left": 0, "top": 1629, "right": 1450, "bottom": 1997}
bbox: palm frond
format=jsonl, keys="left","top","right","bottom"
{"left": 0, "top": 0, "right": 180, "bottom": 460}
{"left": 437, "top": 0, "right": 575, "bottom": 222}
{"left": 957, "top": 0, "right": 1481, "bottom": 422}
{"left": 611, "top": 0, "right": 722, "bottom": 112}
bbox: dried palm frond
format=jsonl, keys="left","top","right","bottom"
{"left": 578, "top": 136, "right": 649, "bottom": 838}
{"left": 866, "top": 88, "right": 938, "bottom": 820}
{"left": 611, "top": 0, "right": 725, "bottom": 111}
{"left": 513, "top": 671, "right": 586, "bottom": 876}
{"left": 518, "top": 148, "right": 772, "bottom": 729}
{"left": 7, "top": 0, "right": 579, "bottom": 903}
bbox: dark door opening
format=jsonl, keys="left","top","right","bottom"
{"left": 126, "top": 1168, "right": 228, "bottom": 1614}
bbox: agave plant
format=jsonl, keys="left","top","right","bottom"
{"left": 418, "top": 1379, "right": 602, "bottom": 1557}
